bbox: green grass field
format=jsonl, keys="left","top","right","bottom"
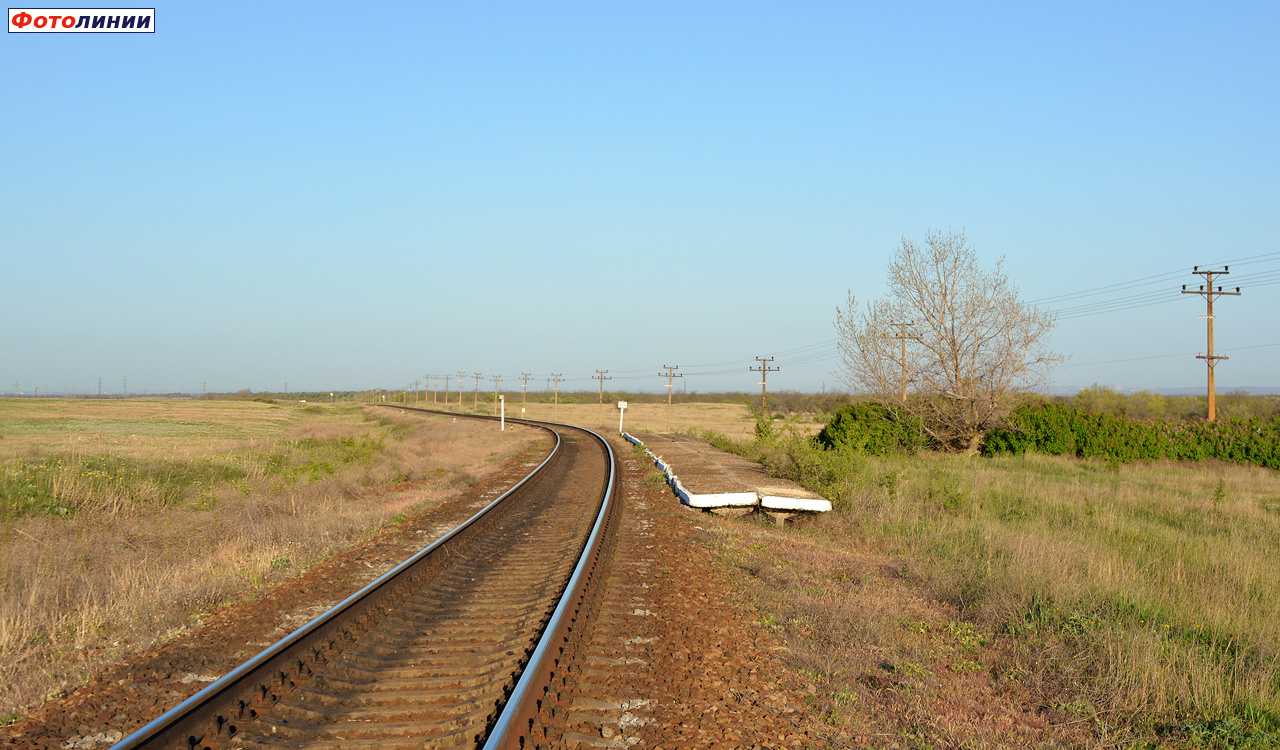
{"left": 707, "top": 426, "right": 1280, "bottom": 747}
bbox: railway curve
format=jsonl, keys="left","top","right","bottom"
{"left": 108, "top": 407, "right": 619, "bottom": 750}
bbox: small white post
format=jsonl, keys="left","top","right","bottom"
{"left": 617, "top": 400, "right": 628, "bottom": 434}
{"left": 500, "top": 395, "right": 505, "bottom": 431}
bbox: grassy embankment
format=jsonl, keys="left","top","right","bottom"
{"left": 700, "top": 418, "right": 1280, "bottom": 748}
{"left": 0, "top": 399, "right": 540, "bottom": 722}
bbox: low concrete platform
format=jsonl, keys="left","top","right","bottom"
{"left": 622, "top": 432, "right": 832, "bottom": 522}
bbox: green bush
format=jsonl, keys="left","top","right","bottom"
{"left": 983, "top": 403, "right": 1280, "bottom": 469}
{"left": 816, "top": 401, "right": 927, "bottom": 455}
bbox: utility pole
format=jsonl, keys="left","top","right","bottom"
{"left": 521, "top": 373, "right": 531, "bottom": 408}
{"left": 413, "top": 379, "right": 419, "bottom": 404}
{"left": 659, "top": 365, "right": 682, "bottom": 432}
{"left": 472, "top": 373, "right": 482, "bottom": 411}
{"left": 594, "top": 370, "right": 611, "bottom": 420}
{"left": 491, "top": 375, "right": 501, "bottom": 414}
{"left": 749, "top": 357, "right": 779, "bottom": 411}
{"left": 551, "top": 373, "right": 562, "bottom": 415}
{"left": 885, "top": 322, "right": 921, "bottom": 400}
{"left": 457, "top": 371, "right": 465, "bottom": 407}
{"left": 1183, "top": 266, "right": 1241, "bottom": 422}
{"left": 443, "top": 374, "right": 450, "bottom": 404}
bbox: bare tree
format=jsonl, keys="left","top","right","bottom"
{"left": 836, "top": 229, "right": 1063, "bottom": 454}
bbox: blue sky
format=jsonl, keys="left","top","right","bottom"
{"left": 3, "top": 2, "right": 1277, "bottom": 395}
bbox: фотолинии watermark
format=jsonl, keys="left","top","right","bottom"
{"left": 8, "top": 8, "right": 154, "bottom": 32}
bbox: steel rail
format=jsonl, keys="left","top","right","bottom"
{"left": 481, "top": 418, "right": 619, "bottom": 749}
{"left": 391, "top": 405, "right": 624, "bottom": 748}
{"left": 109, "top": 406, "right": 565, "bottom": 750}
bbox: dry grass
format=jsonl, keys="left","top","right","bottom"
{"left": 698, "top": 426, "right": 1280, "bottom": 747}
{"left": 707, "top": 517, "right": 1094, "bottom": 749}
{"left": 0, "top": 400, "right": 542, "bottom": 721}
{"left": 857, "top": 454, "right": 1280, "bottom": 732}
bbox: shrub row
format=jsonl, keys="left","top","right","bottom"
{"left": 815, "top": 401, "right": 927, "bottom": 456}
{"left": 982, "top": 403, "right": 1280, "bottom": 469}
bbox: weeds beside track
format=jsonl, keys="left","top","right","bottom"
{"left": 703, "top": 426, "right": 1280, "bottom": 747}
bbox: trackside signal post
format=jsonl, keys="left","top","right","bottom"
{"left": 1182, "top": 266, "right": 1241, "bottom": 422}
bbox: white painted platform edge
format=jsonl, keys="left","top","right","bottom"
{"left": 760, "top": 495, "right": 833, "bottom": 512}
{"left": 682, "top": 491, "right": 761, "bottom": 509}
{"left": 625, "top": 433, "right": 830, "bottom": 512}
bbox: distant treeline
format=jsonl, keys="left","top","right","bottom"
{"left": 1061, "top": 384, "right": 1280, "bottom": 421}
{"left": 12, "top": 385, "right": 1280, "bottom": 424}
{"left": 160, "top": 385, "right": 1280, "bottom": 424}
{"left": 203, "top": 388, "right": 861, "bottom": 418}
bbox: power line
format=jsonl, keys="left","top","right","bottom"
{"left": 1183, "top": 266, "right": 1241, "bottom": 421}
{"left": 658, "top": 365, "right": 682, "bottom": 432}
{"left": 1033, "top": 251, "right": 1279, "bottom": 305}
{"left": 1065, "top": 341, "right": 1280, "bottom": 368}
{"left": 593, "top": 370, "right": 611, "bottom": 420}
{"left": 884, "top": 323, "right": 920, "bottom": 400}
{"left": 749, "top": 356, "right": 779, "bottom": 410}
{"left": 1038, "top": 252, "right": 1277, "bottom": 322}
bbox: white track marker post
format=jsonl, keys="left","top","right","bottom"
{"left": 500, "top": 395, "right": 505, "bottom": 431}
{"left": 618, "top": 400, "right": 627, "bottom": 434}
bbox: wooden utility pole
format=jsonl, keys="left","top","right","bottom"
{"left": 749, "top": 357, "right": 779, "bottom": 411}
{"left": 594, "top": 370, "right": 611, "bottom": 420}
{"left": 491, "top": 375, "right": 501, "bottom": 414}
{"left": 472, "top": 373, "right": 482, "bottom": 411}
{"left": 443, "top": 374, "right": 450, "bottom": 404}
{"left": 1183, "top": 266, "right": 1241, "bottom": 421}
{"left": 659, "top": 365, "right": 682, "bottom": 432}
{"left": 521, "top": 373, "right": 531, "bottom": 408}
{"left": 885, "top": 322, "right": 921, "bottom": 400}
{"left": 551, "top": 373, "right": 562, "bottom": 415}
{"left": 457, "top": 371, "right": 465, "bottom": 407}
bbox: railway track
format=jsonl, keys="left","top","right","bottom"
{"left": 110, "top": 407, "right": 619, "bottom": 750}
